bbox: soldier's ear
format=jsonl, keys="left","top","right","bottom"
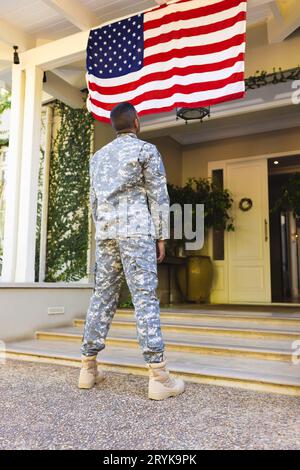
{"left": 134, "top": 116, "right": 140, "bottom": 133}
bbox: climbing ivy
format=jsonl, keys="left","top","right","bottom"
{"left": 45, "top": 101, "right": 94, "bottom": 282}
{"left": 0, "top": 90, "right": 10, "bottom": 148}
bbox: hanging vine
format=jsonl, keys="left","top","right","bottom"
{"left": 45, "top": 101, "right": 94, "bottom": 282}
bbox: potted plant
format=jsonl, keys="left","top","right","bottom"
{"left": 167, "top": 177, "right": 234, "bottom": 303}
{"left": 271, "top": 172, "right": 300, "bottom": 217}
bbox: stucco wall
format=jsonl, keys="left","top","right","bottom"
{"left": 182, "top": 126, "right": 300, "bottom": 181}
{"left": 245, "top": 23, "right": 300, "bottom": 76}
{"left": 0, "top": 284, "right": 93, "bottom": 342}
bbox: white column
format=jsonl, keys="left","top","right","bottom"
{"left": 38, "top": 105, "right": 53, "bottom": 282}
{"left": 15, "top": 65, "right": 43, "bottom": 282}
{"left": 1, "top": 66, "right": 25, "bottom": 282}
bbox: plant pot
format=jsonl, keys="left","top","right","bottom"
{"left": 176, "top": 255, "right": 213, "bottom": 303}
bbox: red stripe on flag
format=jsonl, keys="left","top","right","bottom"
{"left": 144, "top": 34, "right": 245, "bottom": 66}
{"left": 144, "top": 11, "right": 246, "bottom": 49}
{"left": 89, "top": 72, "right": 244, "bottom": 110}
{"left": 144, "top": 0, "right": 245, "bottom": 32}
{"left": 91, "top": 90, "right": 245, "bottom": 123}
{"left": 88, "top": 52, "right": 244, "bottom": 96}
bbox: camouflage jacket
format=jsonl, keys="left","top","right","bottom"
{"left": 89, "top": 132, "right": 170, "bottom": 240}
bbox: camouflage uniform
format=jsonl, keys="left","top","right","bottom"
{"left": 81, "top": 132, "right": 170, "bottom": 363}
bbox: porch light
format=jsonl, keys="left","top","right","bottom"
{"left": 176, "top": 106, "right": 210, "bottom": 124}
{"left": 13, "top": 46, "right": 20, "bottom": 65}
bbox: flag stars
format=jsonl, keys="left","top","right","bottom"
{"left": 87, "top": 13, "right": 143, "bottom": 79}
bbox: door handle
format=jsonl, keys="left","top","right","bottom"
{"left": 264, "top": 219, "right": 268, "bottom": 242}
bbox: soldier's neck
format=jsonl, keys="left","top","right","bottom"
{"left": 116, "top": 128, "right": 137, "bottom": 136}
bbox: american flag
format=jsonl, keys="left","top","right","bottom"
{"left": 86, "top": 0, "right": 247, "bottom": 122}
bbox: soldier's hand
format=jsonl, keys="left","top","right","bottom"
{"left": 157, "top": 240, "right": 166, "bottom": 264}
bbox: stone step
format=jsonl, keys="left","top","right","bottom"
{"left": 4, "top": 338, "right": 300, "bottom": 397}
{"left": 74, "top": 316, "right": 300, "bottom": 341}
{"left": 35, "top": 325, "right": 299, "bottom": 362}
{"left": 116, "top": 308, "right": 300, "bottom": 326}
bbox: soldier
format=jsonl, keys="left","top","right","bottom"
{"left": 78, "top": 102, "right": 185, "bottom": 400}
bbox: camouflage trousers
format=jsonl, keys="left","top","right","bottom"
{"left": 80, "top": 237, "right": 165, "bottom": 363}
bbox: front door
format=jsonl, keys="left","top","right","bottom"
{"left": 226, "top": 158, "right": 271, "bottom": 303}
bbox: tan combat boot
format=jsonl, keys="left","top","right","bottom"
{"left": 148, "top": 360, "right": 185, "bottom": 400}
{"left": 78, "top": 355, "right": 105, "bottom": 389}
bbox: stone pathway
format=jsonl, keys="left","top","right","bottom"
{"left": 0, "top": 360, "right": 299, "bottom": 450}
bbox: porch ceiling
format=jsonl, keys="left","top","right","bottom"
{"left": 1, "top": 0, "right": 300, "bottom": 142}
{"left": 140, "top": 104, "right": 300, "bottom": 145}
{"left": 0, "top": 0, "right": 284, "bottom": 43}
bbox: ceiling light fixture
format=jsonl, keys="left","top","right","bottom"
{"left": 13, "top": 46, "right": 20, "bottom": 65}
{"left": 176, "top": 106, "right": 210, "bottom": 124}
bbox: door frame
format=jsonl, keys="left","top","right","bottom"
{"left": 207, "top": 150, "right": 300, "bottom": 305}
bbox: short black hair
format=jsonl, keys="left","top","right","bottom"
{"left": 110, "top": 102, "right": 137, "bottom": 131}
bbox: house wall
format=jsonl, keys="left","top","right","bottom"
{"left": 0, "top": 284, "right": 93, "bottom": 342}
{"left": 182, "top": 126, "right": 300, "bottom": 182}
{"left": 245, "top": 23, "right": 300, "bottom": 75}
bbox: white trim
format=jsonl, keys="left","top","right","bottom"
{"left": 1, "top": 66, "right": 25, "bottom": 282}
{"left": 0, "top": 282, "right": 93, "bottom": 289}
{"left": 208, "top": 149, "right": 300, "bottom": 167}
{"left": 208, "top": 149, "right": 300, "bottom": 304}
{"left": 15, "top": 66, "right": 43, "bottom": 282}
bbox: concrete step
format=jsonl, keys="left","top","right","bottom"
{"left": 35, "top": 325, "right": 299, "bottom": 362}
{"left": 116, "top": 308, "right": 300, "bottom": 326}
{"left": 4, "top": 338, "right": 300, "bottom": 397}
{"left": 74, "top": 315, "right": 300, "bottom": 341}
